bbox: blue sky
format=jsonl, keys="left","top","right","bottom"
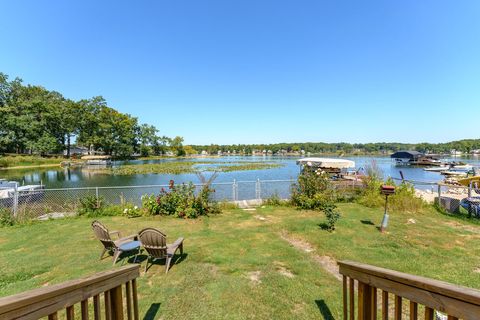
{"left": 1, "top": 0, "right": 479, "bottom": 145}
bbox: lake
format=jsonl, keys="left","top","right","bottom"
{"left": 1, "top": 156, "right": 479, "bottom": 189}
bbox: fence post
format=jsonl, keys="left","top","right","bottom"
{"left": 232, "top": 179, "right": 237, "bottom": 201}
{"left": 256, "top": 179, "right": 261, "bottom": 200}
{"left": 468, "top": 182, "right": 472, "bottom": 198}
{"left": 437, "top": 184, "right": 441, "bottom": 206}
{"left": 13, "top": 182, "right": 19, "bottom": 218}
{"left": 95, "top": 187, "right": 100, "bottom": 208}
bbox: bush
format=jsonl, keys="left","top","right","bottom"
{"left": 389, "top": 180, "right": 426, "bottom": 213}
{"left": 122, "top": 203, "right": 141, "bottom": 217}
{"left": 78, "top": 195, "right": 105, "bottom": 216}
{"left": 357, "top": 167, "right": 425, "bottom": 213}
{"left": 141, "top": 179, "right": 219, "bottom": 219}
{"left": 323, "top": 202, "right": 341, "bottom": 231}
{"left": 291, "top": 170, "right": 337, "bottom": 210}
{"left": 291, "top": 170, "right": 341, "bottom": 232}
{"left": 0, "top": 208, "right": 15, "bottom": 227}
{"left": 264, "top": 193, "right": 288, "bottom": 206}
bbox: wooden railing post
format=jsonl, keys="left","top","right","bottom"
{"left": 342, "top": 275, "right": 348, "bottom": 320}
{"left": 357, "top": 282, "right": 373, "bottom": 320}
{"left": 338, "top": 260, "right": 480, "bottom": 320}
{"left": 0, "top": 265, "right": 140, "bottom": 320}
{"left": 110, "top": 286, "right": 124, "bottom": 320}
{"left": 349, "top": 278, "right": 355, "bottom": 320}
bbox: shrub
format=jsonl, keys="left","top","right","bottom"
{"left": 0, "top": 208, "right": 15, "bottom": 227}
{"left": 264, "top": 193, "right": 287, "bottom": 206}
{"left": 141, "top": 194, "right": 160, "bottom": 215}
{"left": 291, "top": 170, "right": 341, "bottom": 232}
{"left": 357, "top": 165, "right": 425, "bottom": 213}
{"left": 141, "top": 177, "right": 219, "bottom": 219}
{"left": 291, "top": 170, "right": 337, "bottom": 210}
{"left": 78, "top": 195, "right": 105, "bottom": 216}
{"left": 122, "top": 203, "right": 141, "bottom": 217}
{"left": 389, "top": 181, "right": 426, "bottom": 213}
{"left": 323, "top": 203, "right": 341, "bottom": 231}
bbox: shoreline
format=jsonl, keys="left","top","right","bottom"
{"left": 0, "top": 163, "right": 62, "bottom": 171}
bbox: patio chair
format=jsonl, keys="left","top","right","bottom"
{"left": 91, "top": 220, "right": 139, "bottom": 265}
{"left": 138, "top": 228, "right": 184, "bottom": 273}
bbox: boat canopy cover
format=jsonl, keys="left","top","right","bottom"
{"left": 390, "top": 151, "right": 423, "bottom": 159}
{"left": 296, "top": 158, "right": 355, "bottom": 169}
{"left": 81, "top": 155, "right": 111, "bottom": 160}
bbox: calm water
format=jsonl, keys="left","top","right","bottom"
{"left": 1, "top": 156, "right": 479, "bottom": 189}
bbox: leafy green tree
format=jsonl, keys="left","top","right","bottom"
{"left": 170, "top": 136, "right": 185, "bottom": 156}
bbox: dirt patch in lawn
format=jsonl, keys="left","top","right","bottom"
{"left": 246, "top": 270, "right": 262, "bottom": 284}
{"left": 280, "top": 232, "right": 341, "bottom": 281}
{"left": 444, "top": 221, "right": 480, "bottom": 234}
{"left": 274, "top": 261, "right": 295, "bottom": 278}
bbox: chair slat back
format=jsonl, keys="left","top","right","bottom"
{"left": 92, "top": 220, "right": 115, "bottom": 250}
{"left": 138, "top": 228, "right": 167, "bottom": 259}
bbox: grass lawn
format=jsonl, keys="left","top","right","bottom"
{"left": 1, "top": 203, "right": 480, "bottom": 319}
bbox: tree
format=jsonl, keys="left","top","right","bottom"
{"left": 170, "top": 136, "right": 185, "bottom": 156}
{"left": 138, "top": 124, "right": 159, "bottom": 156}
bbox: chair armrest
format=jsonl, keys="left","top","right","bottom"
{"left": 121, "top": 234, "right": 138, "bottom": 241}
{"left": 109, "top": 230, "right": 121, "bottom": 238}
{"left": 167, "top": 237, "right": 184, "bottom": 251}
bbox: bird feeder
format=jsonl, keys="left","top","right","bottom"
{"left": 380, "top": 185, "right": 395, "bottom": 232}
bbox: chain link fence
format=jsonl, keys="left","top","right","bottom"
{"left": 0, "top": 180, "right": 299, "bottom": 219}
{"left": 400, "top": 178, "right": 480, "bottom": 218}
{"left": 4, "top": 177, "right": 476, "bottom": 220}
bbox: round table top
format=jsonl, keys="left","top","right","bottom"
{"left": 120, "top": 240, "right": 141, "bottom": 251}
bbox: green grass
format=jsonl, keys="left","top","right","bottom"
{"left": 100, "top": 161, "right": 283, "bottom": 175}
{"left": 1, "top": 204, "right": 479, "bottom": 319}
{"left": 0, "top": 155, "right": 63, "bottom": 169}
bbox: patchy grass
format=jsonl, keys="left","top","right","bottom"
{"left": 1, "top": 204, "right": 479, "bottom": 319}
{"left": 99, "top": 161, "right": 283, "bottom": 175}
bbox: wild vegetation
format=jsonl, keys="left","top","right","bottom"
{"left": 290, "top": 170, "right": 341, "bottom": 231}
{"left": 357, "top": 161, "right": 426, "bottom": 213}
{"left": 0, "top": 155, "right": 63, "bottom": 168}
{"left": 98, "top": 161, "right": 283, "bottom": 175}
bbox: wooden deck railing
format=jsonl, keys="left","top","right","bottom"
{"left": 339, "top": 260, "right": 480, "bottom": 320}
{"left": 0, "top": 265, "right": 140, "bottom": 320}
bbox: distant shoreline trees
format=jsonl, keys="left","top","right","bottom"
{"left": 0, "top": 72, "right": 178, "bottom": 158}
{"left": 191, "top": 140, "right": 480, "bottom": 156}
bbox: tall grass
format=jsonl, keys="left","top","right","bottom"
{"left": 0, "top": 155, "right": 62, "bottom": 168}
{"left": 357, "top": 160, "right": 426, "bottom": 213}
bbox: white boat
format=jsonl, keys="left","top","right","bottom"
{"left": 296, "top": 158, "right": 355, "bottom": 170}
{"left": 451, "top": 164, "right": 473, "bottom": 170}
{"left": 440, "top": 170, "right": 468, "bottom": 177}
{"left": 81, "top": 155, "right": 112, "bottom": 167}
{"left": 424, "top": 166, "right": 450, "bottom": 172}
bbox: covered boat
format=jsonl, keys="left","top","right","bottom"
{"left": 297, "top": 158, "right": 355, "bottom": 169}
{"left": 296, "top": 158, "right": 356, "bottom": 178}
{"left": 81, "top": 155, "right": 112, "bottom": 166}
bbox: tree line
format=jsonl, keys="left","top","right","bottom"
{"left": 0, "top": 72, "right": 186, "bottom": 158}
{"left": 191, "top": 139, "right": 480, "bottom": 155}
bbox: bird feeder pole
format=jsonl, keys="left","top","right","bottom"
{"left": 380, "top": 185, "right": 395, "bottom": 233}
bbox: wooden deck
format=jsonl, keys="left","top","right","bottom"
{"left": 339, "top": 260, "right": 480, "bottom": 320}
{"left": 0, "top": 265, "right": 140, "bottom": 320}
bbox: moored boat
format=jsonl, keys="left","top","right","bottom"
{"left": 440, "top": 170, "right": 468, "bottom": 177}
{"left": 424, "top": 166, "right": 450, "bottom": 172}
